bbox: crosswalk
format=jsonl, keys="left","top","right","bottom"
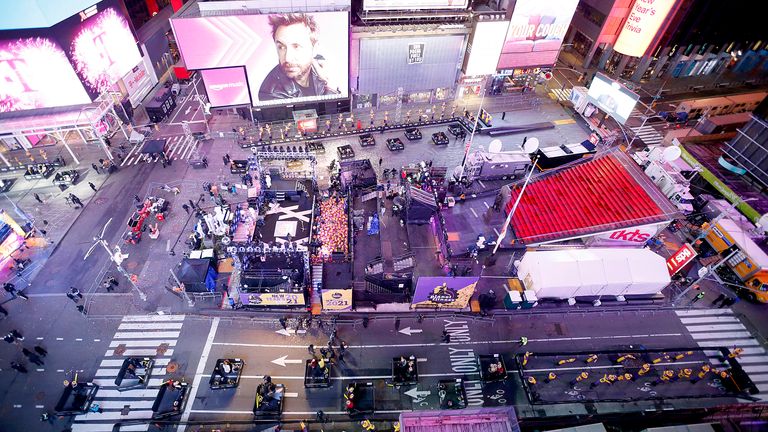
{"left": 120, "top": 135, "right": 198, "bottom": 167}
{"left": 70, "top": 314, "right": 186, "bottom": 431}
{"left": 676, "top": 308, "right": 768, "bottom": 399}
{"left": 550, "top": 88, "right": 572, "bottom": 102}
{"left": 629, "top": 124, "right": 664, "bottom": 146}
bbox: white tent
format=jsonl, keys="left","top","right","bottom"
{"left": 517, "top": 248, "right": 671, "bottom": 299}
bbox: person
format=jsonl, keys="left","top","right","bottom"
{"left": 76, "top": 305, "right": 87, "bottom": 315}
{"left": 91, "top": 163, "right": 100, "bottom": 173}
{"left": 33, "top": 193, "right": 43, "bottom": 203}
{"left": 22, "top": 348, "right": 44, "bottom": 366}
{"left": 691, "top": 291, "right": 705, "bottom": 303}
{"left": 712, "top": 293, "right": 726, "bottom": 306}
{"left": 518, "top": 336, "right": 528, "bottom": 346}
{"left": 70, "top": 287, "right": 83, "bottom": 299}
{"left": 279, "top": 317, "right": 288, "bottom": 330}
{"left": 442, "top": 330, "right": 451, "bottom": 343}
{"left": 258, "top": 13, "right": 340, "bottom": 101}
{"left": 719, "top": 297, "right": 735, "bottom": 308}
{"left": 308, "top": 344, "right": 315, "bottom": 355}
{"left": 10, "top": 329, "right": 23, "bottom": 341}
{"left": 34, "top": 345, "right": 48, "bottom": 357}
{"left": 88, "top": 182, "right": 97, "bottom": 192}
{"left": 4, "top": 333, "right": 15, "bottom": 344}
{"left": 66, "top": 292, "right": 79, "bottom": 303}
{"left": 40, "top": 412, "right": 53, "bottom": 424}
{"left": 316, "top": 410, "right": 326, "bottom": 423}
{"left": 10, "top": 361, "right": 28, "bottom": 373}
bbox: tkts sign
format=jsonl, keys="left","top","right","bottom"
{"left": 590, "top": 224, "right": 663, "bottom": 245}
{"left": 667, "top": 244, "right": 697, "bottom": 276}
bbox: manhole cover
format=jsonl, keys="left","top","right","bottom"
{"left": 157, "top": 343, "right": 170, "bottom": 355}
{"left": 166, "top": 362, "right": 179, "bottom": 373}
{"left": 114, "top": 344, "right": 127, "bottom": 355}
{"left": 93, "top": 198, "right": 110, "bottom": 205}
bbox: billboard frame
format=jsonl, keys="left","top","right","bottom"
{"left": 199, "top": 65, "right": 253, "bottom": 109}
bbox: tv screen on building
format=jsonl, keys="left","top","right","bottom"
{"left": 363, "top": 0, "right": 468, "bottom": 11}
{"left": 172, "top": 11, "right": 349, "bottom": 107}
{"left": 0, "top": 36, "right": 92, "bottom": 113}
{"left": 586, "top": 73, "right": 639, "bottom": 125}
{"left": 201, "top": 67, "right": 252, "bottom": 108}
{"left": 497, "top": 0, "right": 579, "bottom": 70}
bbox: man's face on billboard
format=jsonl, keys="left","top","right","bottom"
{"left": 274, "top": 23, "right": 315, "bottom": 84}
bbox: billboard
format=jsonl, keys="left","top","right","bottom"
{"left": 411, "top": 277, "right": 478, "bottom": 310}
{"left": 497, "top": 0, "right": 579, "bottom": 70}
{"left": 55, "top": 2, "right": 143, "bottom": 96}
{"left": 201, "top": 67, "right": 251, "bottom": 108}
{"left": 363, "top": 0, "right": 468, "bottom": 11}
{"left": 240, "top": 292, "right": 306, "bottom": 306}
{"left": 586, "top": 73, "right": 639, "bottom": 124}
{"left": 614, "top": 0, "right": 676, "bottom": 58}
{"left": 0, "top": 37, "right": 91, "bottom": 113}
{"left": 465, "top": 21, "right": 509, "bottom": 76}
{"left": 322, "top": 289, "right": 352, "bottom": 311}
{"left": 172, "top": 12, "right": 349, "bottom": 107}
{"left": 667, "top": 243, "right": 697, "bottom": 276}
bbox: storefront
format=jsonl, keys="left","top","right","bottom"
{"left": 457, "top": 76, "right": 486, "bottom": 99}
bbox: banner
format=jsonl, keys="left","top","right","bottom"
{"left": 667, "top": 243, "right": 697, "bottom": 276}
{"left": 411, "top": 277, "right": 478, "bottom": 309}
{"left": 408, "top": 43, "right": 425, "bottom": 64}
{"left": 614, "top": 0, "right": 676, "bottom": 58}
{"left": 240, "top": 292, "right": 306, "bottom": 306}
{"left": 322, "top": 289, "right": 353, "bottom": 311}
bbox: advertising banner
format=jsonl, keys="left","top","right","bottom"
{"left": 667, "top": 243, "right": 697, "bottom": 276}
{"left": 408, "top": 43, "right": 425, "bottom": 64}
{"left": 240, "top": 292, "right": 306, "bottom": 306}
{"left": 322, "top": 289, "right": 353, "bottom": 311}
{"left": 586, "top": 73, "right": 640, "bottom": 124}
{"left": 465, "top": 21, "right": 509, "bottom": 76}
{"left": 54, "top": 0, "right": 143, "bottom": 97}
{"left": 411, "top": 277, "right": 479, "bottom": 309}
{"left": 364, "top": 0, "right": 468, "bottom": 11}
{"left": 0, "top": 37, "right": 91, "bottom": 112}
{"left": 614, "top": 0, "right": 676, "bottom": 58}
{"left": 497, "top": 0, "right": 579, "bottom": 69}
{"left": 200, "top": 67, "right": 251, "bottom": 107}
{"left": 589, "top": 223, "right": 665, "bottom": 246}
{"left": 172, "top": 12, "right": 349, "bottom": 107}
{"left": 122, "top": 62, "right": 153, "bottom": 108}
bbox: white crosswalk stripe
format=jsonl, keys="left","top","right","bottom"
{"left": 676, "top": 309, "right": 768, "bottom": 401}
{"left": 72, "top": 314, "right": 185, "bottom": 429}
{"left": 549, "top": 88, "right": 572, "bottom": 102}
{"left": 629, "top": 124, "right": 664, "bottom": 146}
{"left": 120, "top": 135, "right": 198, "bottom": 166}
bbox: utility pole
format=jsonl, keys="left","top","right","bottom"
{"left": 84, "top": 218, "right": 148, "bottom": 302}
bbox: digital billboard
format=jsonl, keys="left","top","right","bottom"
{"left": 411, "top": 277, "right": 478, "bottom": 310}
{"left": 465, "top": 21, "right": 509, "bottom": 76}
{"left": 172, "top": 12, "right": 349, "bottom": 107}
{"left": 201, "top": 67, "right": 251, "bottom": 108}
{"left": 497, "top": 0, "right": 579, "bottom": 70}
{"left": 0, "top": 37, "right": 91, "bottom": 113}
{"left": 54, "top": 0, "right": 143, "bottom": 97}
{"left": 363, "top": 0, "right": 468, "bottom": 11}
{"left": 614, "top": 0, "right": 676, "bottom": 58}
{"left": 586, "top": 73, "right": 640, "bottom": 124}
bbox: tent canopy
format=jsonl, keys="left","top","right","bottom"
{"left": 178, "top": 258, "right": 217, "bottom": 292}
{"left": 517, "top": 248, "right": 670, "bottom": 299}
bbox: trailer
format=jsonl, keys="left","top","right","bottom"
{"left": 516, "top": 248, "right": 671, "bottom": 300}
{"left": 464, "top": 150, "right": 531, "bottom": 182}
{"left": 535, "top": 140, "right": 597, "bottom": 170}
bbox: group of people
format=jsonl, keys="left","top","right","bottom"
{"left": 4, "top": 329, "right": 47, "bottom": 373}
{"left": 313, "top": 196, "right": 348, "bottom": 261}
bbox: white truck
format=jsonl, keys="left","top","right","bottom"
{"left": 516, "top": 248, "right": 671, "bottom": 300}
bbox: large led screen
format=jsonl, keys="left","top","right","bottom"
{"left": 465, "top": 21, "right": 509, "bottom": 76}
{"left": 586, "top": 73, "right": 639, "bottom": 125}
{"left": 614, "top": 0, "right": 676, "bottom": 58}
{"left": 201, "top": 67, "right": 252, "bottom": 108}
{"left": 55, "top": 1, "right": 142, "bottom": 96}
{"left": 497, "top": 0, "right": 579, "bottom": 70}
{"left": 363, "top": 0, "right": 468, "bottom": 10}
{"left": 172, "top": 12, "right": 349, "bottom": 107}
{"left": 0, "top": 37, "right": 91, "bottom": 113}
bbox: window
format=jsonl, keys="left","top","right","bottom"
{"left": 576, "top": 3, "right": 607, "bottom": 27}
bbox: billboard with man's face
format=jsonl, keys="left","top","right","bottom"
{"left": 497, "top": 0, "right": 579, "bottom": 70}
{"left": 171, "top": 12, "right": 349, "bottom": 107}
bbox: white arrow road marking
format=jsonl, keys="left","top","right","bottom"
{"left": 404, "top": 387, "right": 432, "bottom": 399}
{"left": 272, "top": 355, "right": 303, "bottom": 367}
{"left": 276, "top": 329, "right": 295, "bottom": 336}
{"left": 284, "top": 392, "right": 299, "bottom": 398}
{"left": 399, "top": 327, "right": 423, "bottom": 336}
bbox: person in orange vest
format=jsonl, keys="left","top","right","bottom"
{"left": 521, "top": 351, "right": 532, "bottom": 368}
{"left": 544, "top": 372, "right": 557, "bottom": 383}
{"left": 637, "top": 363, "right": 651, "bottom": 377}
{"left": 691, "top": 364, "right": 711, "bottom": 383}
{"left": 617, "top": 372, "right": 634, "bottom": 382}
{"left": 651, "top": 370, "right": 675, "bottom": 386}
{"left": 676, "top": 368, "right": 693, "bottom": 381}
{"left": 570, "top": 371, "right": 589, "bottom": 387}
{"left": 585, "top": 354, "right": 598, "bottom": 364}
{"left": 673, "top": 351, "right": 694, "bottom": 362}
{"left": 723, "top": 347, "right": 744, "bottom": 361}
{"left": 616, "top": 354, "right": 636, "bottom": 364}
{"left": 556, "top": 357, "right": 576, "bottom": 366}
{"left": 652, "top": 353, "right": 670, "bottom": 364}
{"left": 527, "top": 376, "right": 537, "bottom": 385}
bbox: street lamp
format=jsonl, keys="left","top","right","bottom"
{"left": 84, "top": 218, "right": 147, "bottom": 301}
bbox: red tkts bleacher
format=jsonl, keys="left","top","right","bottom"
{"left": 506, "top": 154, "right": 667, "bottom": 244}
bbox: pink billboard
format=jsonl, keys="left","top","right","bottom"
{"left": 171, "top": 12, "right": 349, "bottom": 106}
{"left": 201, "top": 67, "right": 251, "bottom": 107}
{"left": 0, "top": 37, "right": 91, "bottom": 113}
{"left": 497, "top": 0, "right": 579, "bottom": 70}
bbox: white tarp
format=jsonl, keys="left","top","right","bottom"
{"left": 517, "top": 248, "right": 670, "bottom": 299}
